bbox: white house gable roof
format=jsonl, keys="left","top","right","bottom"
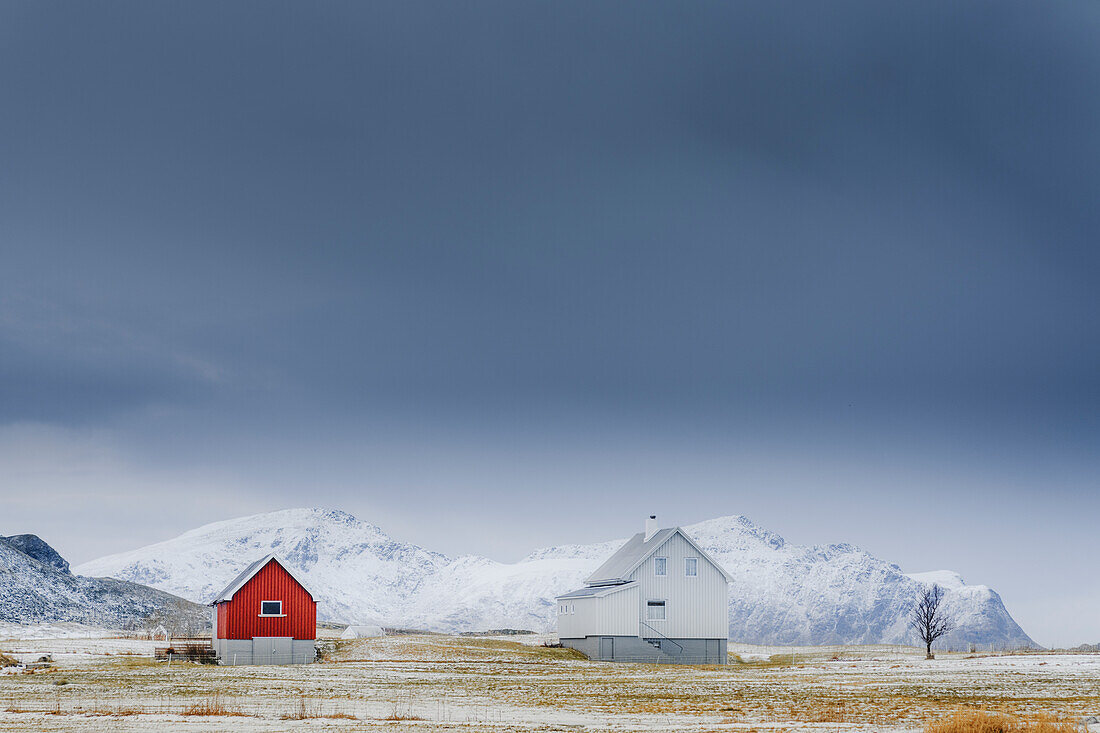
{"left": 585, "top": 528, "right": 675, "bottom": 585}
{"left": 211, "top": 554, "right": 314, "bottom": 604}
{"left": 584, "top": 527, "right": 733, "bottom": 586}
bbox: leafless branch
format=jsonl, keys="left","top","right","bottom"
{"left": 909, "top": 584, "right": 953, "bottom": 658}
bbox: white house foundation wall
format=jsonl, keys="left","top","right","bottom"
{"left": 561, "top": 636, "right": 727, "bottom": 664}
{"left": 214, "top": 638, "right": 316, "bottom": 665}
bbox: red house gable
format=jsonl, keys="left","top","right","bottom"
{"left": 213, "top": 556, "right": 316, "bottom": 641}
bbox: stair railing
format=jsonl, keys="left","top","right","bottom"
{"left": 640, "top": 621, "right": 684, "bottom": 654}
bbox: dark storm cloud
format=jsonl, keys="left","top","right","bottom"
{"left": 2, "top": 0, "right": 1097, "bottom": 430}
{"left": 2, "top": 0, "right": 1100, "bottom": 646}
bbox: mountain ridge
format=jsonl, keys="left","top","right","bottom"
{"left": 74, "top": 507, "right": 1035, "bottom": 648}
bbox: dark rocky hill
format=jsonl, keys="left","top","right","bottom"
{"left": 2, "top": 534, "right": 70, "bottom": 574}
{"left": 0, "top": 534, "right": 206, "bottom": 633}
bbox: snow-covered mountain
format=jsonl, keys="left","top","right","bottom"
{"left": 73, "top": 509, "right": 449, "bottom": 625}
{"left": 0, "top": 534, "right": 206, "bottom": 631}
{"left": 687, "top": 517, "right": 1030, "bottom": 648}
{"left": 75, "top": 508, "right": 1034, "bottom": 648}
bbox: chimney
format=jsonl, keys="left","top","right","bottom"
{"left": 645, "top": 515, "right": 658, "bottom": 542}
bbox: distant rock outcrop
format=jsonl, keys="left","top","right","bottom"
{"left": 2, "top": 534, "right": 70, "bottom": 574}
{"left": 76, "top": 508, "right": 1035, "bottom": 648}
{"left": 0, "top": 534, "right": 206, "bottom": 632}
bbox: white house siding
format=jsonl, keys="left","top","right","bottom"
{"left": 558, "top": 584, "right": 639, "bottom": 638}
{"left": 629, "top": 532, "right": 728, "bottom": 639}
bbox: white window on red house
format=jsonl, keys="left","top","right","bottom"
{"left": 260, "top": 600, "right": 282, "bottom": 616}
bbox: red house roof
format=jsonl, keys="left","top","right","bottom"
{"left": 212, "top": 554, "right": 313, "bottom": 604}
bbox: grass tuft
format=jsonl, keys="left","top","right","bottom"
{"left": 926, "top": 709, "right": 1079, "bottom": 733}
{"left": 282, "top": 696, "right": 317, "bottom": 720}
{"left": 280, "top": 696, "right": 359, "bottom": 720}
{"left": 181, "top": 693, "right": 245, "bottom": 717}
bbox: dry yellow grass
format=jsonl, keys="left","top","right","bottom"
{"left": 279, "top": 696, "right": 359, "bottom": 720}
{"left": 925, "top": 709, "right": 1079, "bottom": 733}
{"left": 332, "top": 634, "right": 584, "bottom": 663}
{"left": 280, "top": 696, "right": 317, "bottom": 720}
{"left": 180, "top": 692, "right": 246, "bottom": 717}
{"left": 4, "top": 635, "right": 1096, "bottom": 730}
{"left": 730, "top": 652, "right": 796, "bottom": 669}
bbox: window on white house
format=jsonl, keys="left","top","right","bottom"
{"left": 685, "top": 557, "right": 698, "bottom": 576}
{"left": 570, "top": 604, "right": 575, "bottom": 614}
{"left": 654, "top": 557, "right": 667, "bottom": 576}
{"left": 646, "top": 601, "right": 666, "bottom": 620}
{"left": 259, "top": 601, "right": 282, "bottom": 616}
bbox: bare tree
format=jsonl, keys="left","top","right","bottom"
{"left": 910, "top": 584, "right": 953, "bottom": 659}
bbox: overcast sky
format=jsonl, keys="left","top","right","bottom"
{"left": 2, "top": 0, "right": 1098, "bottom": 647}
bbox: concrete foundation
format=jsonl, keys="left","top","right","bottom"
{"left": 213, "top": 637, "right": 316, "bottom": 665}
{"left": 561, "top": 635, "right": 727, "bottom": 664}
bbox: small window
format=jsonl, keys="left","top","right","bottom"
{"left": 570, "top": 604, "right": 575, "bottom": 614}
{"left": 259, "top": 601, "right": 282, "bottom": 616}
{"left": 654, "top": 557, "right": 667, "bottom": 576}
{"left": 646, "top": 601, "right": 666, "bottom": 620}
{"left": 685, "top": 557, "right": 698, "bottom": 577}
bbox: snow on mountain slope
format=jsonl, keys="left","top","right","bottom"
{"left": 685, "top": 517, "right": 1032, "bottom": 648}
{"left": 407, "top": 555, "right": 598, "bottom": 633}
{"left": 904, "top": 570, "right": 1025, "bottom": 650}
{"left": 907, "top": 570, "right": 966, "bottom": 590}
{"left": 74, "top": 509, "right": 449, "bottom": 625}
{"left": 75, "top": 508, "right": 1035, "bottom": 648}
{"left": 0, "top": 535, "right": 205, "bottom": 630}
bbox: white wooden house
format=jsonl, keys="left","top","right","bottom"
{"left": 556, "top": 516, "right": 731, "bottom": 663}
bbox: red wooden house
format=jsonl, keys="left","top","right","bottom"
{"left": 211, "top": 554, "right": 317, "bottom": 665}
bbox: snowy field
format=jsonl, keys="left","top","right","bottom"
{"left": 0, "top": 623, "right": 122, "bottom": 641}
{"left": 2, "top": 628, "right": 1099, "bottom": 732}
